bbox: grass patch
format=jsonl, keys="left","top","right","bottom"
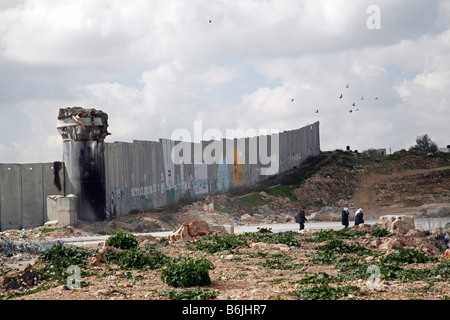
{"left": 290, "top": 283, "right": 360, "bottom": 300}
{"left": 231, "top": 193, "right": 269, "bottom": 210}
{"left": 159, "top": 287, "right": 219, "bottom": 300}
{"left": 382, "top": 248, "right": 437, "bottom": 265}
{"left": 188, "top": 234, "right": 249, "bottom": 254}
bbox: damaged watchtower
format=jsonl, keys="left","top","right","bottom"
{"left": 56, "top": 107, "right": 110, "bottom": 222}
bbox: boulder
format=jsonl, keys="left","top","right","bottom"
{"left": 377, "top": 237, "right": 404, "bottom": 251}
{"left": 169, "top": 224, "right": 191, "bottom": 242}
{"left": 169, "top": 220, "right": 211, "bottom": 242}
{"left": 379, "top": 215, "right": 415, "bottom": 234}
{"left": 187, "top": 220, "right": 210, "bottom": 237}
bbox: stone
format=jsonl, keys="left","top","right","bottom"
{"left": 88, "top": 253, "right": 104, "bottom": 266}
{"left": 378, "top": 215, "right": 415, "bottom": 234}
{"left": 240, "top": 214, "right": 257, "bottom": 225}
{"left": 169, "top": 224, "right": 191, "bottom": 242}
{"left": 377, "top": 237, "right": 404, "bottom": 251}
{"left": 187, "top": 220, "right": 210, "bottom": 237}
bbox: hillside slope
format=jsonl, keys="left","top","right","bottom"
{"left": 66, "top": 150, "right": 450, "bottom": 235}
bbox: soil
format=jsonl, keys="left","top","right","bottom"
{"left": 1, "top": 151, "right": 449, "bottom": 301}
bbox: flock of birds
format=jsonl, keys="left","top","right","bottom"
{"left": 291, "top": 83, "right": 379, "bottom": 115}
{"left": 209, "top": 19, "right": 380, "bottom": 116}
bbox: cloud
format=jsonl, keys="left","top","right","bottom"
{"left": 0, "top": 0, "right": 449, "bottom": 163}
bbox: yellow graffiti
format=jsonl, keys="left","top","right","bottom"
{"left": 232, "top": 149, "right": 243, "bottom": 185}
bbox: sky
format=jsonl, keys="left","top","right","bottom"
{"left": 0, "top": 0, "right": 449, "bottom": 163}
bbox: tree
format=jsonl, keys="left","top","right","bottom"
{"left": 409, "top": 134, "right": 438, "bottom": 152}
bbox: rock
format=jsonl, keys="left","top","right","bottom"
{"left": 377, "top": 237, "right": 404, "bottom": 251}
{"left": 240, "top": 214, "right": 257, "bottom": 225}
{"left": 379, "top": 215, "right": 415, "bottom": 234}
{"left": 169, "top": 224, "right": 191, "bottom": 242}
{"left": 50, "top": 285, "right": 69, "bottom": 292}
{"left": 187, "top": 220, "right": 210, "bottom": 237}
{"left": 319, "top": 206, "right": 340, "bottom": 214}
{"left": 429, "top": 206, "right": 450, "bottom": 217}
{"left": 169, "top": 220, "right": 211, "bottom": 242}
{"left": 88, "top": 253, "right": 104, "bottom": 266}
{"left": 3, "top": 268, "right": 38, "bottom": 290}
{"left": 250, "top": 242, "right": 290, "bottom": 252}
{"left": 307, "top": 212, "right": 320, "bottom": 221}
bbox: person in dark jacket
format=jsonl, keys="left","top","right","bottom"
{"left": 341, "top": 207, "right": 350, "bottom": 229}
{"left": 354, "top": 208, "right": 364, "bottom": 226}
{"left": 296, "top": 207, "right": 307, "bottom": 231}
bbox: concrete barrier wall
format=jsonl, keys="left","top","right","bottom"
{"left": 0, "top": 122, "right": 320, "bottom": 229}
{"left": 0, "top": 162, "right": 64, "bottom": 231}
{"left": 104, "top": 122, "right": 320, "bottom": 217}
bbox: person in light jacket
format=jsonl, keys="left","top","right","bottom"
{"left": 354, "top": 208, "right": 364, "bottom": 226}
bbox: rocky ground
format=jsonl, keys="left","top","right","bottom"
{"left": 0, "top": 150, "right": 449, "bottom": 301}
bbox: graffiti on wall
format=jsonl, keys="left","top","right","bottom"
{"left": 194, "top": 163, "right": 208, "bottom": 195}
{"left": 217, "top": 154, "right": 230, "bottom": 192}
{"left": 232, "top": 149, "right": 243, "bottom": 185}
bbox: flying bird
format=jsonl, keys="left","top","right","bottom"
{"left": 209, "top": 20, "right": 212, "bottom": 23}
{"left": 291, "top": 98, "right": 294, "bottom": 102}
{"left": 349, "top": 110, "right": 353, "bottom": 113}
{"left": 375, "top": 97, "right": 379, "bottom": 100}
{"left": 361, "top": 96, "right": 364, "bottom": 100}
{"left": 352, "top": 102, "right": 356, "bottom": 106}
{"left": 340, "top": 94, "right": 343, "bottom": 99}
{"left": 315, "top": 109, "right": 319, "bottom": 113}
{"left": 346, "top": 84, "right": 349, "bottom": 88}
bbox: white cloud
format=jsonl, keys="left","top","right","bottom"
{"left": 0, "top": 0, "right": 449, "bottom": 162}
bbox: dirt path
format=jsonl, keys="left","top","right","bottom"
{"left": 350, "top": 166, "right": 450, "bottom": 214}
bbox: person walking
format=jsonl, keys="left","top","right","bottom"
{"left": 354, "top": 208, "right": 364, "bottom": 226}
{"left": 341, "top": 207, "right": 350, "bottom": 229}
{"left": 296, "top": 207, "right": 308, "bottom": 232}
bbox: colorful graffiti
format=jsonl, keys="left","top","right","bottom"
{"left": 232, "top": 149, "right": 243, "bottom": 185}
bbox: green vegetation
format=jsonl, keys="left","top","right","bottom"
{"left": 187, "top": 230, "right": 300, "bottom": 254}
{"left": 159, "top": 287, "right": 219, "bottom": 300}
{"left": 108, "top": 249, "right": 168, "bottom": 270}
{"left": 161, "top": 256, "right": 215, "bottom": 288}
{"left": 382, "top": 248, "right": 437, "bottom": 265}
{"left": 37, "top": 244, "right": 92, "bottom": 282}
{"left": 106, "top": 231, "right": 139, "bottom": 250}
{"left": 290, "top": 284, "right": 360, "bottom": 300}
{"left": 187, "top": 234, "right": 249, "bottom": 253}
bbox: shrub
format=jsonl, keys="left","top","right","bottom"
{"left": 382, "top": 248, "right": 436, "bottom": 265}
{"left": 370, "top": 228, "right": 390, "bottom": 237}
{"left": 39, "top": 244, "right": 91, "bottom": 269}
{"left": 106, "top": 232, "right": 138, "bottom": 250}
{"left": 188, "top": 234, "right": 248, "bottom": 253}
{"left": 37, "top": 244, "right": 92, "bottom": 282}
{"left": 161, "top": 256, "right": 215, "bottom": 288}
{"left": 290, "top": 284, "right": 360, "bottom": 300}
{"left": 115, "top": 249, "right": 167, "bottom": 270}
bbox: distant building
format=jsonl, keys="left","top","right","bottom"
{"left": 364, "top": 148, "right": 387, "bottom": 157}
{"left": 439, "top": 145, "right": 450, "bottom": 153}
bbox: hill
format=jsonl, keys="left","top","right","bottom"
{"left": 69, "top": 149, "right": 450, "bottom": 234}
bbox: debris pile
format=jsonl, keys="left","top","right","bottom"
{"left": 57, "top": 107, "right": 110, "bottom": 141}
{"left": 169, "top": 220, "right": 219, "bottom": 242}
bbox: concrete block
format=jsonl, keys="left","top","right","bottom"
{"left": 57, "top": 194, "right": 78, "bottom": 212}
{"left": 57, "top": 210, "right": 77, "bottom": 226}
{"left": 46, "top": 195, "right": 62, "bottom": 222}
{"left": 210, "top": 225, "right": 234, "bottom": 234}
